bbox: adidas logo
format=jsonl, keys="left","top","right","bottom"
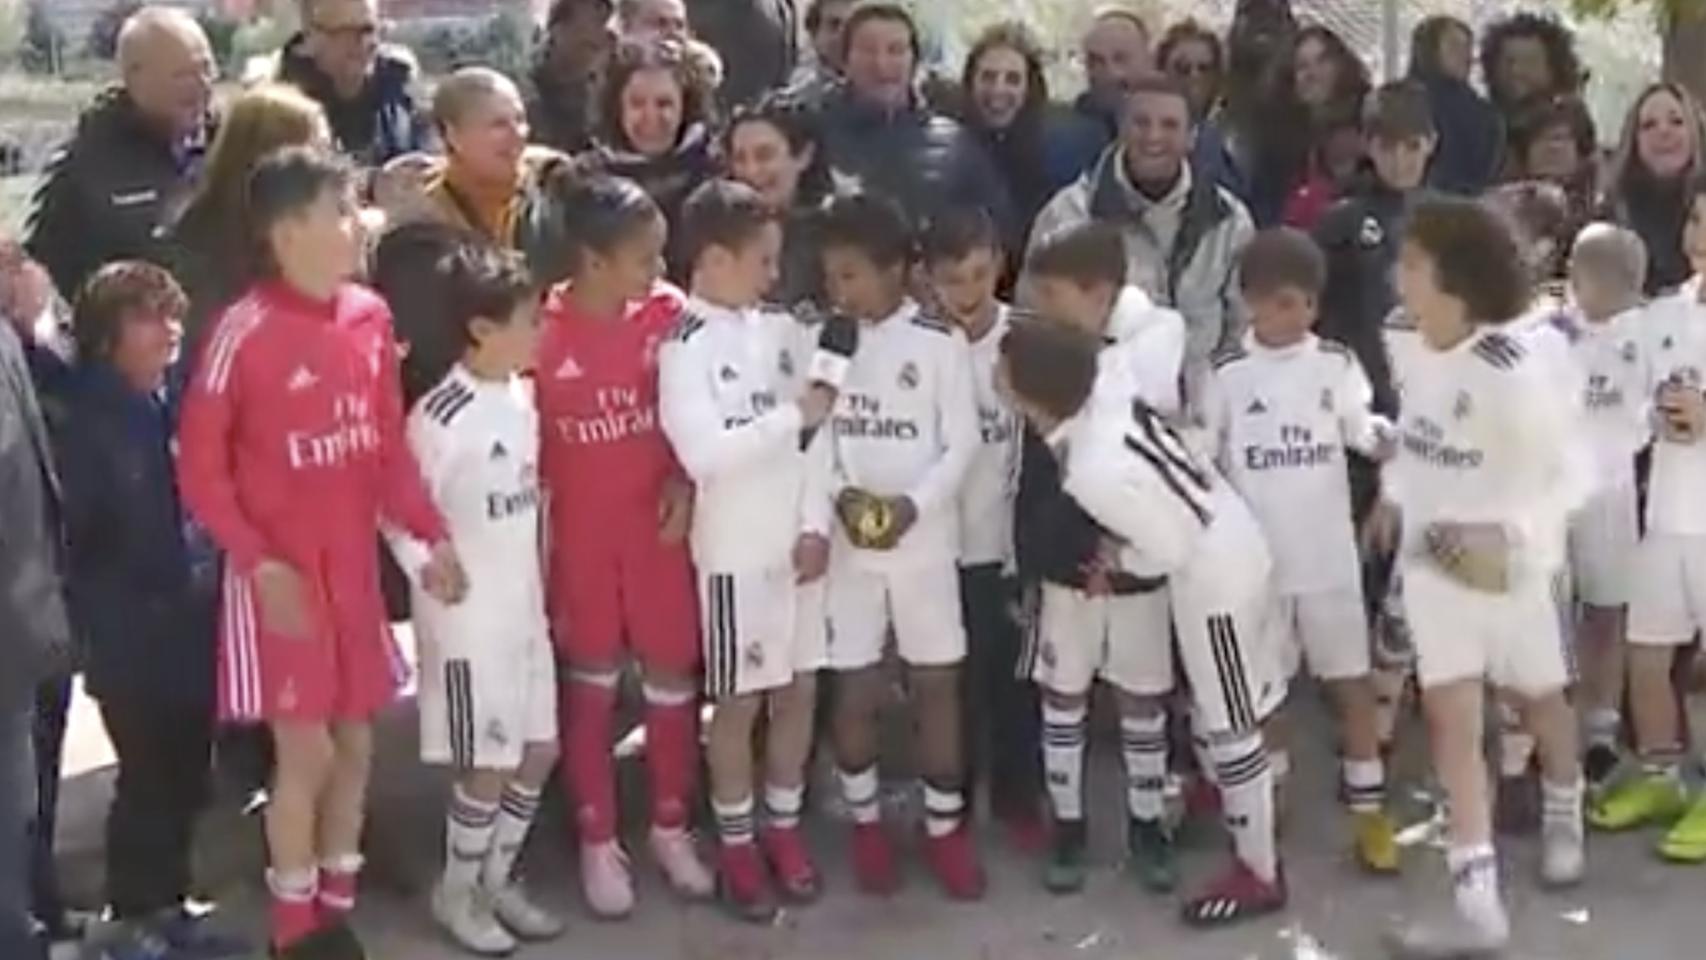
{"left": 286, "top": 366, "right": 318, "bottom": 392}
{"left": 555, "top": 354, "right": 583, "bottom": 380}
{"left": 1246, "top": 397, "right": 1267, "bottom": 415}
{"left": 490, "top": 440, "right": 508, "bottom": 460}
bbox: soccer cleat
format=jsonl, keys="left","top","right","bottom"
{"left": 850, "top": 822, "right": 900, "bottom": 896}
{"left": 1353, "top": 809, "right": 1401, "bottom": 874}
{"left": 715, "top": 843, "right": 778, "bottom": 924}
{"left": 1384, "top": 908, "right": 1510, "bottom": 959}
{"left": 1583, "top": 744, "right": 1622, "bottom": 793}
{"left": 431, "top": 882, "right": 517, "bottom": 956}
{"left": 921, "top": 822, "right": 987, "bottom": 901}
{"left": 1043, "top": 818, "right": 1088, "bottom": 894}
{"left": 1657, "top": 793, "right": 1706, "bottom": 863}
{"left": 578, "top": 839, "right": 636, "bottom": 919}
{"left": 488, "top": 883, "right": 565, "bottom": 941}
{"left": 1493, "top": 772, "right": 1539, "bottom": 836}
{"left": 649, "top": 826, "right": 715, "bottom": 901}
{"left": 1127, "top": 817, "right": 1178, "bottom": 893}
{"left": 760, "top": 826, "right": 822, "bottom": 903}
{"left": 1540, "top": 816, "right": 1586, "bottom": 887}
{"left": 1180, "top": 859, "right": 1286, "bottom": 928}
{"left": 1588, "top": 772, "right": 1689, "bottom": 832}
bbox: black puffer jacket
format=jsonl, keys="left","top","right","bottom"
{"left": 275, "top": 35, "right": 430, "bottom": 167}
{"left": 816, "top": 87, "right": 1015, "bottom": 236}
{"left": 690, "top": 0, "right": 799, "bottom": 109}
{"left": 581, "top": 125, "right": 720, "bottom": 281}
{"left": 25, "top": 88, "right": 211, "bottom": 300}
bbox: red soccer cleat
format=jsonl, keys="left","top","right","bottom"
{"left": 850, "top": 822, "right": 900, "bottom": 896}
{"left": 1181, "top": 859, "right": 1287, "bottom": 928}
{"left": 761, "top": 826, "right": 822, "bottom": 903}
{"left": 922, "top": 823, "right": 987, "bottom": 901}
{"left": 716, "top": 843, "right": 777, "bottom": 925}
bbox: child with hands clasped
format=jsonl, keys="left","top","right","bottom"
{"left": 391, "top": 243, "right": 564, "bottom": 956}
{"left": 658, "top": 179, "right": 843, "bottom": 921}
{"left": 1370, "top": 198, "right": 1588, "bottom": 959}
{"left": 1199, "top": 228, "right": 1400, "bottom": 874}
{"left": 1591, "top": 181, "right": 1706, "bottom": 862}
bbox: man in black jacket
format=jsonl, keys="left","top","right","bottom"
{"left": 275, "top": 0, "right": 430, "bottom": 167}
{"left": 25, "top": 7, "right": 214, "bottom": 302}
{"left": 815, "top": 3, "right": 1014, "bottom": 238}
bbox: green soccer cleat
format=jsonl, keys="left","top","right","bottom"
{"left": 1127, "top": 817, "right": 1178, "bottom": 893}
{"left": 1658, "top": 794, "right": 1706, "bottom": 863}
{"left": 1588, "top": 771, "right": 1689, "bottom": 832}
{"left": 1043, "top": 819, "right": 1088, "bottom": 894}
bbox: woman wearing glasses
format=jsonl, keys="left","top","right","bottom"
{"left": 1156, "top": 20, "right": 1248, "bottom": 203}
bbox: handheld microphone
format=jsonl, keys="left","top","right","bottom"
{"left": 799, "top": 313, "right": 859, "bottom": 451}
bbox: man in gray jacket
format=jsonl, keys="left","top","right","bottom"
{"left": 1028, "top": 73, "right": 1254, "bottom": 411}
{"left": 0, "top": 272, "right": 70, "bottom": 960}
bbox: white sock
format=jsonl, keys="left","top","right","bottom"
{"left": 445, "top": 785, "right": 498, "bottom": 895}
{"left": 1446, "top": 843, "right": 1508, "bottom": 937}
{"left": 482, "top": 782, "right": 540, "bottom": 891}
{"left": 1542, "top": 778, "right": 1584, "bottom": 834}
{"left": 1119, "top": 712, "right": 1168, "bottom": 822}
{"left": 765, "top": 782, "right": 804, "bottom": 830}
{"left": 1042, "top": 701, "right": 1087, "bottom": 821}
{"left": 1497, "top": 702, "right": 1535, "bottom": 778}
{"left": 713, "top": 794, "right": 756, "bottom": 846}
{"left": 1208, "top": 732, "right": 1277, "bottom": 883}
{"left": 1342, "top": 756, "right": 1386, "bottom": 813}
{"left": 1584, "top": 707, "right": 1621, "bottom": 750}
{"left": 838, "top": 766, "right": 881, "bottom": 825}
{"left": 921, "top": 781, "right": 965, "bottom": 838}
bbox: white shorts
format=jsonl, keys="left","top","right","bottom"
{"left": 1027, "top": 583, "right": 1172, "bottom": 697}
{"left": 418, "top": 624, "right": 557, "bottom": 770}
{"left": 1275, "top": 587, "right": 1371, "bottom": 681}
{"left": 1568, "top": 483, "right": 1639, "bottom": 608}
{"left": 825, "top": 561, "right": 966, "bottom": 669}
{"left": 1171, "top": 587, "right": 1287, "bottom": 735}
{"left": 700, "top": 568, "right": 829, "bottom": 698}
{"left": 1400, "top": 560, "right": 1571, "bottom": 696}
{"left": 1628, "top": 534, "right": 1706, "bottom": 646}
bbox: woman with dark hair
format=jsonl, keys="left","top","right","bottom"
{"left": 724, "top": 94, "right": 832, "bottom": 309}
{"left": 1157, "top": 18, "right": 1246, "bottom": 200}
{"left": 1250, "top": 24, "right": 1370, "bottom": 227}
{"left": 583, "top": 37, "right": 720, "bottom": 278}
{"left": 1408, "top": 15, "right": 1503, "bottom": 195}
{"left": 957, "top": 21, "right": 1101, "bottom": 234}
{"left": 1601, "top": 82, "right": 1706, "bottom": 294}
{"left": 1480, "top": 12, "right": 1584, "bottom": 123}
{"left": 1507, "top": 95, "right": 1598, "bottom": 243}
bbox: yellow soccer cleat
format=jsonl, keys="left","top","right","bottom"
{"left": 1353, "top": 809, "right": 1400, "bottom": 874}
{"left": 1658, "top": 794, "right": 1706, "bottom": 863}
{"left": 1587, "top": 771, "right": 1689, "bottom": 832}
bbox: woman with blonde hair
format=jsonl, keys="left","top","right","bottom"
{"left": 168, "top": 83, "right": 331, "bottom": 348}
{"left": 1600, "top": 81, "right": 1706, "bottom": 294}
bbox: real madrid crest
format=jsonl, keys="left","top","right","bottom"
{"left": 1358, "top": 216, "right": 1384, "bottom": 247}
{"left": 1622, "top": 340, "right": 1638, "bottom": 364}
{"left": 1453, "top": 390, "right": 1473, "bottom": 420}
{"left": 744, "top": 643, "right": 765, "bottom": 668}
{"left": 899, "top": 361, "right": 921, "bottom": 390}
{"left": 1319, "top": 388, "right": 1334, "bottom": 413}
{"left": 719, "top": 364, "right": 738, "bottom": 382}
{"left": 779, "top": 350, "right": 795, "bottom": 377}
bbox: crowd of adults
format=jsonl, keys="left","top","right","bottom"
{"left": 3, "top": 0, "right": 1706, "bottom": 956}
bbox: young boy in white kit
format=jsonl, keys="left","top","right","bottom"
{"left": 1199, "top": 227, "right": 1399, "bottom": 873}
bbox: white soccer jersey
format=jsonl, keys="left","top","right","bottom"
{"left": 958, "top": 304, "right": 1021, "bottom": 568}
{"left": 1640, "top": 281, "right": 1706, "bottom": 535}
{"left": 827, "top": 299, "right": 979, "bottom": 570}
{"left": 659, "top": 296, "right": 828, "bottom": 573}
{"left": 1202, "top": 332, "right": 1388, "bottom": 596}
{"left": 1056, "top": 396, "right": 1272, "bottom": 605}
{"left": 1096, "top": 285, "right": 1187, "bottom": 420}
{"left": 393, "top": 366, "right": 548, "bottom": 638}
{"left": 1386, "top": 327, "right": 1587, "bottom": 585}
{"left": 1567, "top": 306, "right": 1653, "bottom": 491}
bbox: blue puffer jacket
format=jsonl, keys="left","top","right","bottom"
{"left": 816, "top": 86, "right": 1016, "bottom": 236}
{"left": 276, "top": 35, "right": 431, "bottom": 167}
{"left": 54, "top": 363, "right": 216, "bottom": 707}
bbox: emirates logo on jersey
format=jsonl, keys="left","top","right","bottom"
{"left": 286, "top": 393, "right": 380, "bottom": 470}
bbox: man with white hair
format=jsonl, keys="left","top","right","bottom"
{"left": 274, "top": 0, "right": 431, "bottom": 166}
{"left": 26, "top": 5, "right": 215, "bottom": 301}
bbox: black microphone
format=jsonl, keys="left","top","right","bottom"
{"left": 800, "top": 312, "right": 859, "bottom": 451}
